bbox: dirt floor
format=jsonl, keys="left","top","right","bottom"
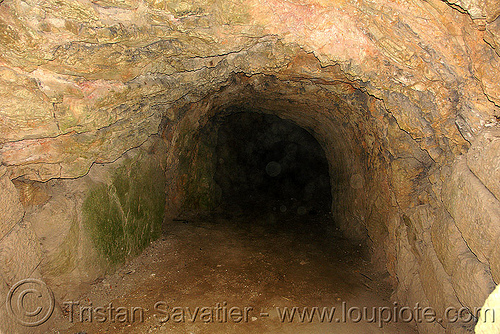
{"left": 50, "top": 208, "right": 418, "bottom": 334}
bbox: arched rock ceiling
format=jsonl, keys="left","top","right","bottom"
{"left": 0, "top": 0, "right": 499, "bottom": 181}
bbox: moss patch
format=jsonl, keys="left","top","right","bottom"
{"left": 83, "top": 155, "right": 166, "bottom": 265}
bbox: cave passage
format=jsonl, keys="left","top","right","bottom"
{"left": 57, "top": 109, "right": 418, "bottom": 333}
{"left": 2, "top": 1, "right": 499, "bottom": 333}
{"left": 214, "top": 112, "right": 332, "bottom": 217}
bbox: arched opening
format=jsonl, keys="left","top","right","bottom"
{"left": 68, "top": 111, "right": 422, "bottom": 334}
{"left": 0, "top": 8, "right": 495, "bottom": 329}
{"left": 214, "top": 111, "right": 332, "bottom": 217}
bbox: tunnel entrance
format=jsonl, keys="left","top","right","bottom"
{"left": 58, "top": 103, "right": 418, "bottom": 333}
{"left": 214, "top": 112, "right": 332, "bottom": 217}
{"left": 2, "top": 0, "right": 496, "bottom": 330}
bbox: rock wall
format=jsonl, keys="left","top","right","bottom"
{"left": 0, "top": 166, "right": 45, "bottom": 332}
{"left": 0, "top": 135, "right": 167, "bottom": 333}
{"left": 0, "top": 0, "right": 500, "bottom": 333}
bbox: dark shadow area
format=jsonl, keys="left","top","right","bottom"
{"left": 214, "top": 112, "right": 332, "bottom": 217}
{"left": 58, "top": 112, "right": 408, "bottom": 334}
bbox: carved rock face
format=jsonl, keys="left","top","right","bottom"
{"left": 0, "top": 0, "right": 498, "bottom": 181}
{"left": 0, "top": 1, "right": 499, "bottom": 333}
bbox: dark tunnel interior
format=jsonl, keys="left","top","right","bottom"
{"left": 213, "top": 112, "right": 332, "bottom": 217}
{"left": 4, "top": 2, "right": 497, "bottom": 333}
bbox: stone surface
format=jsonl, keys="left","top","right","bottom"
{"left": 442, "top": 156, "right": 500, "bottom": 283}
{"left": 0, "top": 166, "right": 24, "bottom": 239}
{"left": 17, "top": 135, "right": 168, "bottom": 302}
{"left": 0, "top": 1, "right": 499, "bottom": 333}
{"left": 404, "top": 206, "right": 464, "bottom": 323}
{"left": 451, "top": 252, "right": 497, "bottom": 310}
{"left": 431, "top": 209, "right": 472, "bottom": 275}
{"left": 418, "top": 245, "right": 463, "bottom": 324}
{"left": 467, "top": 126, "right": 500, "bottom": 201}
{"left": 431, "top": 208, "right": 496, "bottom": 310}
{"left": 1, "top": 0, "right": 497, "bottom": 181}
{"left": 0, "top": 223, "right": 42, "bottom": 285}
{"left": 445, "top": 0, "right": 500, "bottom": 21}
{"left": 24, "top": 188, "right": 88, "bottom": 301}
{"left": 485, "top": 16, "right": 500, "bottom": 57}
{"left": 0, "top": 267, "right": 54, "bottom": 334}
{"left": 445, "top": 323, "right": 475, "bottom": 334}
{"left": 0, "top": 274, "right": 17, "bottom": 334}
{"left": 395, "top": 224, "right": 446, "bottom": 334}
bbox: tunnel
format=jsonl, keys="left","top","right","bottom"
{"left": 1, "top": 1, "right": 500, "bottom": 333}
{"left": 213, "top": 111, "right": 332, "bottom": 216}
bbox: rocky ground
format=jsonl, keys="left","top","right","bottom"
{"left": 49, "top": 209, "right": 417, "bottom": 334}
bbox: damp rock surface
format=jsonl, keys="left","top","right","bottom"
{"left": 0, "top": 0, "right": 499, "bottom": 333}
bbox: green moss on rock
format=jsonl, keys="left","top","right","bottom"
{"left": 83, "top": 156, "right": 166, "bottom": 265}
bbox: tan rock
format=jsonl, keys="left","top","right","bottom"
{"left": 452, "top": 252, "right": 496, "bottom": 310}
{"left": 0, "top": 1, "right": 499, "bottom": 333}
{"left": 0, "top": 166, "right": 24, "bottom": 240}
{"left": 431, "top": 209, "right": 469, "bottom": 276}
{"left": 0, "top": 224, "right": 42, "bottom": 285}
{"left": 467, "top": 126, "right": 500, "bottom": 202}
{"left": 404, "top": 207, "right": 464, "bottom": 322}
{"left": 431, "top": 208, "right": 496, "bottom": 310}
{"left": 396, "top": 224, "right": 446, "bottom": 334}
{"left": 442, "top": 156, "right": 500, "bottom": 282}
